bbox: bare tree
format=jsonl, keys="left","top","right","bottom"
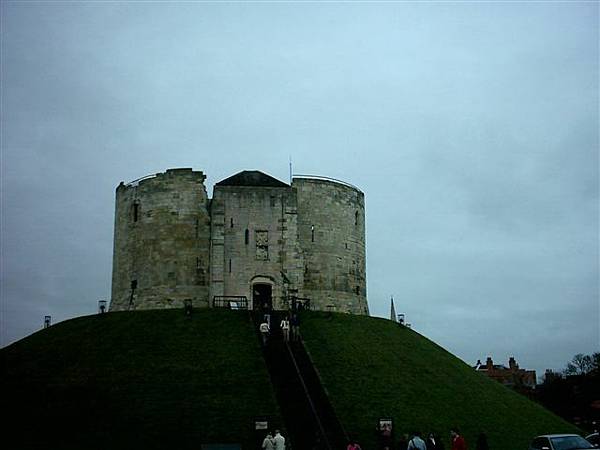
{"left": 564, "top": 353, "right": 594, "bottom": 376}
{"left": 591, "top": 352, "right": 600, "bottom": 373}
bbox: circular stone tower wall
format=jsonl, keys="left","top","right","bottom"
{"left": 110, "top": 168, "right": 211, "bottom": 311}
{"left": 293, "top": 176, "right": 368, "bottom": 315}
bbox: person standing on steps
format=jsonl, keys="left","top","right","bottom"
{"left": 290, "top": 313, "right": 300, "bottom": 342}
{"left": 450, "top": 428, "right": 467, "bottom": 450}
{"left": 262, "top": 299, "right": 271, "bottom": 329}
{"left": 259, "top": 319, "right": 270, "bottom": 346}
{"left": 273, "top": 429, "right": 285, "bottom": 450}
{"left": 427, "top": 432, "right": 443, "bottom": 450}
{"left": 262, "top": 432, "right": 274, "bottom": 450}
{"left": 408, "top": 431, "right": 427, "bottom": 450}
{"left": 280, "top": 316, "right": 290, "bottom": 342}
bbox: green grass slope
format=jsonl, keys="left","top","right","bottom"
{"left": 1, "top": 309, "right": 281, "bottom": 450}
{"left": 301, "top": 312, "right": 579, "bottom": 450}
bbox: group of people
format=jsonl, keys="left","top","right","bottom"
{"left": 260, "top": 428, "right": 484, "bottom": 450}
{"left": 399, "top": 431, "right": 448, "bottom": 450}
{"left": 261, "top": 430, "right": 286, "bottom": 450}
{"left": 259, "top": 313, "right": 300, "bottom": 346}
{"left": 374, "top": 428, "right": 487, "bottom": 450}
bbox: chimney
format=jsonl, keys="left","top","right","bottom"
{"left": 486, "top": 357, "right": 493, "bottom": 370}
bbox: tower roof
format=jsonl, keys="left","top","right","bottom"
{"left": 215, "top": 170, "right": 289, "bottom": 188}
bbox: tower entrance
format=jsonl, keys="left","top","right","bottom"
{"left": 253, "top": 283, "right": 273, "bottom": 311}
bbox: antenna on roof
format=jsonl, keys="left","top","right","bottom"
{"left": 289, "top": 155, "right": 292, "bottom": 184}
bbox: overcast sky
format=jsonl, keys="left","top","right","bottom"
{"left": 1, "top": 1, "right": 598, "bottom": 378}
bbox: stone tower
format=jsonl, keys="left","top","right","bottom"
{"left": 110, "top": 169, "right": 211, "bottom": 311}
{"left": 294, "top": 176, "right": 368, "bottom": 315}
{"left": 110, "top": 169, "right": 369, "bottom": 315}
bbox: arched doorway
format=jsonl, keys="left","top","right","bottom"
{"left": 253, "top": 283, "right": 273, "bottom": 311}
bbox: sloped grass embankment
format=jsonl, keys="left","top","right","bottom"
{"left": 301, "top": 312, "right": 579, "bottom": 450}
{"left": 1, "top": 309, "right": 281, "bottom": 450}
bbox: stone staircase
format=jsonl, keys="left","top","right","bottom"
{"left": 254, "top": 311, "right": 348, "bottom": 450}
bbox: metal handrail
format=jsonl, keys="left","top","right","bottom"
{"left": 213, "top": 296, "right": 249, "bottom": 309}
{"left": 292, "top": 174, "right": 363, "bottom": 193}
{"left": 125, "top": 173, "right": 159, "bottom": 187}
{"left": 285, "top": 341, "right": 333, "bottom": 450}
{"left": 295, "top": 338, "right": 350, "bottom": 445}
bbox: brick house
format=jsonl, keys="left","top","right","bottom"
{"left": 474, "top": 357, "right": 537, "bottom": 390}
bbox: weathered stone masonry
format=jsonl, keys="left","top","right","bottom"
{"left": 110, "top": 168, "right": 369, "bottom": 315}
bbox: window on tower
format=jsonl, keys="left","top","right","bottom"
{"left": 133, "top": 201, "right": 140, "bottom": 222}
{"left": 256, "top": 230, "right": 269, "bottom": 260}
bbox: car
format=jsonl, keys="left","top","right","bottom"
{"left": 529, "top": 434, "right": 595, "bottom": 450}
{"left": 585, "top": 433, "right": 599, "bottom": 448}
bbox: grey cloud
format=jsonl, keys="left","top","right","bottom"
{"left": 1, "top": 2, "right": 597, "bottom": 379}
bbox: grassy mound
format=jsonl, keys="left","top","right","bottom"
{"left": 2, "top": 309, "right": 578, "bottom": 450}
{"left": 300, "top": 312, "right": 579, "bottom": 450}
{"left": 1, "top": 309, "right": 281, "bottom": 450}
